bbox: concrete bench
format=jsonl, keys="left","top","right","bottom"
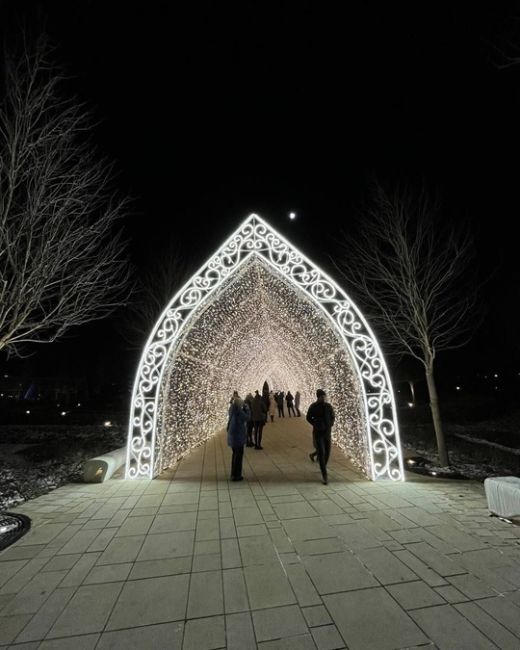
{"left": 484, "top": 476, "right": 520, "bottom": 519}
{"left": 83, "top": 447, "right": 126, "bottom": 483}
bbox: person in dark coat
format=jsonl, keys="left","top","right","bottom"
{"left": 244, "top": 392, "right": 255, "bottom": 447}
{"left": 276, "top": 391, "right": 285, "bottom": 418}
{"left": 306, "top": 389, "right": 335, "bottom": 484}
{"left": 227, "top": 395, "right": 249, "bottom": 481}
{"left": 286, "top": 391, "right": 296, "bottom": 417}
{"left": 252, "top": 390, "right": 267, "bottom": 449}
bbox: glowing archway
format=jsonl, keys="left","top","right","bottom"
{"left": 126, "top": 214, "right": 404, "bottom": 481}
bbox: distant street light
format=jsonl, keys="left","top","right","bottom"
{"left": 289, "top": 212, "right": 296, "bottom": 220}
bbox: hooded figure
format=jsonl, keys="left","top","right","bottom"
{"left": 227, "top": 396, "right": 249, "bottom": 481}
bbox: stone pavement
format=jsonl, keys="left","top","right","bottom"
{"left": 1, "top": 417, "right": 520, "bottom": 649}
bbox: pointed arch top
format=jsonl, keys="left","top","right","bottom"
{"left": 126, "top": 214, "right": 404, "bottom": 481}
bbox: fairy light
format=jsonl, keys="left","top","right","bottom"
{"left": 126, "top": 214, "right": 403, "bottom": 481}
{"left": 158, "top": 260, "right": 367, "bottom": 475}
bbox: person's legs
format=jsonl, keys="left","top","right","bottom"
{"left": 247, "top": 421, "right": 254, "bottom": 447}
{"left": 256, "top": 422, "right": 264, "bottom": 449}
{"left": 231, "top": 448, "right": 238, "bottom": 479}
{"left": 323, "top": 433, "right": 331, "bottom": 466}
{"left": 295, "top": 406, "right": 301, "bottom": 417}
{"left": 315, "top": 435, "right": 328, "bottom": 483}
{"left": 277, "top": 405, "right": 282, "bottom": 417}
{"left": 253, "top": 421, "right": 260, "bottom": 448}
{"left": 232, "top": 445, "right": 244, "bottom": 480}
{"left": 270, "top": 414, "right": 274, "bottom": 422}
{"left": 309, "top": 430, "right": 317, "bottom": 461}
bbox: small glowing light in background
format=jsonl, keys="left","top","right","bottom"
{"left": 104, "top": 421, "right": 112, "bottom": 428}
{"left": 77, "top": 403, "right": 81, "bottom": 407}
{"left": 289, "top": 212, "right": 296, "bottom": 220}
{"left": 407, "top": 459, "right": 416, "bottom": 465}
{"left": 431, "top": 471, "right": 438, "bottom": 476}
{"left": 407, "top": 402, "right": 414, "bottom": 408}
{"left": 494, "top": 373, "right": 498, "bottom": 378}
{"left": 25, "top": 410, "right": 30, "bottom": 415}
{"left": 60, "top": 411, "right": 67, "bottom": 416}
{"left": 455, "top": 386, "right": 461, "bottom": 391}
{"left": 0, "top": 393, "right": 3, "bottom": 397}
{"left": 494, "top": 386, "right": 498, "bottom": 390}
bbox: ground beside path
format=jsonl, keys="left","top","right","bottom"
{"left": 1, "top": 416, "right": 520, "bottom": 649}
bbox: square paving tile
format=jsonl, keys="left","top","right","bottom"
{"left": 386, "top": 581, "right": 445, "bottom": 610}
{"left": 106, "top": 574, "right": 189, "bottom": 630}
{"left": 302, "top": 604, "right": 332, "bottom": 627}
{"left": 303, "top": 552, "right": 377, "bottom": 594}
{"left": 48, "top": 582, "right": 123, "bottom": 638}
{"left": 324, "top": 587, "right": 428, "bottom": 650}
{"left": 137, "top": 531, "right": 194, "bottom": 561}
{"left": 252, "top": 604, "right": 308, "bottom": 641}
{"left": 356, "top": 547, "right": 417, "bottom": 585}
{"left": 282, "top": 517, "right": 335, "bottom": 541}
{"left": 410, "top": 604, "right": 497, "bottom": 649}
{"left": 187, "top": 569, "right": 224, "bottom": 618}
{"left": 226, "top": 612, "right": 256, "bottom": 650}
{"left": 244, "top": 563, "right": 297, "bottom": 609}
{"left": 311, "top": 624, "right": 346, "bottom": 650}
{"left": 183, "top": 615, "right": 225, "bottom": 650}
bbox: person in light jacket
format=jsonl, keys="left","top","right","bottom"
{"left": 227, "top": 394, "right": 249, "bottom": 481}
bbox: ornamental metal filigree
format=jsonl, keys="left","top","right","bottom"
{"left": 126, "top": 214, "right": 404, "bottom": 481}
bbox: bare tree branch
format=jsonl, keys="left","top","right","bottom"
{"left": 0, "top": 33, "right": 132, "bottom": 357}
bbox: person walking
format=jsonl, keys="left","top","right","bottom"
{"left": 252, "top": 390, "right": 267, "bottom": 449}
{"left": 306, "top": 389, "right": 335, "bottom": 485}
{"left": 268, "top": 391, "right": 277, "bottom": 423}
{"left": 286, "top": 391, "right": 296, "bottom": 417}
{"left": 294, "top": 391, "right": 301, "bottom": 417}
{"left": 276, "top": 391, "right": 285, "bottom": 418}
{"left": 244, "top": 392, "right": 255, "bottom": 447}
{"left": 227, "top": 393, "right": 249, "bottom": 481}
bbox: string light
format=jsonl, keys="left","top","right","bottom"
{"left": 126, "top": 214, "right": 403, "bottom": 481}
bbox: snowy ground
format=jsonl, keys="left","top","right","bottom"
{"left": 401, "top": 418, "right": 520, "bottom": 481}
{"left": 0, "top": 424, "right": 125, "bottom": 510}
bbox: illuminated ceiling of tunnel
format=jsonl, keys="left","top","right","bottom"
{"left": 156, "top": 258, "right": 367, "bottom": 477}
{"left": 126, "top": 214, "right": 403, "bottom": 481}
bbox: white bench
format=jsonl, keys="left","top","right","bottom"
{"left": 83, "top": 447, "right": 126, "bottom": 483}
{"left": 484, "top": 476, "right": 520, "bottom": 518}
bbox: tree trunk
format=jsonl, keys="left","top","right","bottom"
{"left": 425, "top": 365, "right": 449, "bottom": 466}
{"left": 408, "top": 380, "right": 416, "bottom": 406}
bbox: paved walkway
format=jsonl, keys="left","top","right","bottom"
{"left": 1, "top": 417, "right": 520, "bottom": 649}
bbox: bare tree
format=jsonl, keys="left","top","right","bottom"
{"left": 0, "top": 34, "right": 131, "bottom": 357}
{"left": 121, "top": 243, "right": 189, "bottom": 349}
{"left": 336, "top": 183, "right": 480, "bottom": 466}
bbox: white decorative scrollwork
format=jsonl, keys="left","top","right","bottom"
{"left": 126, "top": 214, "right": 404, "bottom": 481}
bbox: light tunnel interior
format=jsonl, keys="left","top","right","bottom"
{"left": 155, "top": 256, "right": 369, "bottom": 476}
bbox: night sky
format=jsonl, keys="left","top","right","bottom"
{"left": 2, "top": 1, "right": 520, "bottom": 393}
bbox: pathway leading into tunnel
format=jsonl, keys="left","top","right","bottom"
{"left": 2, "top": 418, "right": 520, "bottom": 649}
